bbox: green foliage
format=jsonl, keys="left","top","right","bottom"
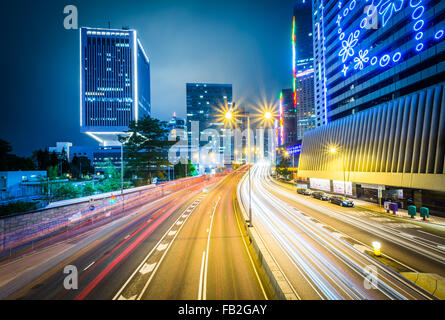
{"left": 47, "top": 165, "right": 59, "bottom": 180}
{"left": 0, "top": 139, "right": 36, "bottom": 171}
{"left": 54, "top": 183, "right": 81, "bottom": 199}
{"left": 276, "top": 157, "right": 291, "bottom": 178}
{"left": 71, "top": 156, "right": 94, "bottom": 179}
{"left": 0, "top": 201, "right": 39, "bottom": 217}
{"left": 122, "top": 115, "right": 177, "bottom": 183}
{"left": 97, "top": 178, "right": 121, "bottom": 193}
{"left": 174, "top": 158, "right": 197, "bottom": 178}
{"left": 82, "top": 182, "right": 96, "bottom": 196}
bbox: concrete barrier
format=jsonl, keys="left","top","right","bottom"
{"left": 235, "top": 173, "right": 298, "bottom": 300}
{"left": 0, "top": 175, "right": 213, "bottom": 254}
{"left": 401, "top": 272, "right": 445, "bottom": 300}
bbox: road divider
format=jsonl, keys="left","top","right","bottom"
{"left": 401, "top": 272, "right": 445, "bottom": 300}
{"left": 235, "top": 174, "right": 299, "bottom": 300}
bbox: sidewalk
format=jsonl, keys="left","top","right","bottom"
{"left": 351, "top": 198, "right": 445, "bottom": 228}
{"left": 278, "top": 178, "right": 445, "bottom": 229}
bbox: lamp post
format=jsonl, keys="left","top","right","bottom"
{"left": 330, "top": 147, "right": 346, "bottom": 198}
{"left": 224, "top": 108, "right": 274, "bottom": 227}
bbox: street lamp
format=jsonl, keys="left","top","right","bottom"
{"left": 222, "top": 108, "right": 276, "bottom": 228}
{"left": 329, "top": 146, "right": 346, "bottom": 198}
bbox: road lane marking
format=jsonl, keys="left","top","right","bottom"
{"left": 198, "top": 251, "right": 206, "bottom": 300}
{"left": 176, "top": 220, "right": 183, "bottom": 225}
{"left": 399, "top": 232, "right": 416, "bottom": 239}
{"left": 117, "top": 294, "right": 136, "bottom": 300}
{"left": 134, "top": 198, "right": 206, "bottom": 300}
{"left": 83, "top": 261, "right": 95, "bottom": 271}
{"left": 139, "top": 263, "right": 156, "bottom": 275}
{"left": 202, "top": 197, "right": 220, "bottom": 300}
{"left": 234, "top": 198, "right": 268, "bottom": 300}
{"left": 124, "top": 234, "right": 130, "bottom": 240}
{"left": 157, "top": 243, "right": 168, "bottom": 251}
{"left": 168, "top": 230, "right": 177, "bottom": 236}
{"left": 112, "top": 194, "right": 204, "bottom": 300}
{"left": 353, "top": 244, "right": 368, "bottom": 253}
{"left": 417, "top": 230, "right": 445, "bottom": 241}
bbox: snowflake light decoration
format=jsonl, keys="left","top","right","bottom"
{"left": 339, "top": 31, "right": 359, "bottom": 63}
{"left": 354, "top": 50, "right": 369, "bottom": 70}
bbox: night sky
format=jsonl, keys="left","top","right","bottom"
{"left": 2, "top": 0, "right": 296, "bottom": 156}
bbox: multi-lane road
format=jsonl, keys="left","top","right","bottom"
{"left": 1, "top": 164, "right": 444, "bottom": 300}
{"left": 239, "top": 164, "right": 444, "bottom": 300}
{"left": 0, "top": 169, "right": 269, "bottom": 300}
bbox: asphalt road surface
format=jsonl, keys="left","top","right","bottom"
{"left": 0, "top": 170, "right": 269, "bottom": 300}
{"left": 238, "top": 164, "right": 438, "bottom": 300}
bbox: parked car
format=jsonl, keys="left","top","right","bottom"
{"left": 330, "top": 196, "right": 354, "bottom": 207}
{"left": 296, "top": 188, "right": 306, "bottom": 195}
{"left": 311, "top": 191, "right": 329, "bottom": 201}
{"left": 296, "top": 188, "right": 312, "bottom": 195}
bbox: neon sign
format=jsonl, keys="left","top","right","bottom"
{"left": 336, "top": 0, "right": 443, "bottom": 78}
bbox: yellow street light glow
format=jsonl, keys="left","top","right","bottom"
{"left": 330, "top": 147, "right": 336, "bottom": 153}
{"left": 264, "top": 111, "right": 272, "bottom": 119}
{"left": 225, "top": 111, "right": 233, "bottom": 120}
{"left": 284, "top": 151, "right": 290, "bottom": 157}
{"left": 372, "top": 241, "right": 381, "bottom": 256}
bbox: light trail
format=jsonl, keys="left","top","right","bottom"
{"left": 238, "top": 164, "right": 433, "bottom": 300}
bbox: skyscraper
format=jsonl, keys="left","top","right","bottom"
{"left": 296, "top": 69, "right": 316, "bottom": 140}
{"left": 312, "top": 0, "right": 445, "bottom": 126}
{"left": 80, "top": 27, "right": 151, "bottom": 145}
{"left": 292, "top": 1, "right": 316, "bottom": 142}
{"left": 280, "top": 89, "right": 298, "bottom": 146}
{"left": 186, "top": 83, "right": 233, "bottom": 170}
{"left": 299, "top": 0, "right": 445, "bottom": 214}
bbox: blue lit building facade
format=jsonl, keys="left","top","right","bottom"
{"left": 80, "top": 27, "right": 150, "bottom": 145}
{"left": 312, "top": 0, "right": 445, "bottom": 126}
{"left": 300, "top": 0, "right": 445, "bottom": 214}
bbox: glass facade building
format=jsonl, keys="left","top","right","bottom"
{"left": 186, "top": 83, "right": 233, "bottom": 170}
{"left": 80, "top": 27, "right": 150, "bottom": 145}
{"left": 186, "top": 83, "right": 232, "bottom": 144}
{"left": 296, "top": 69, "right": 316, "bottom": 140}
{"left": 312, "top": 0, "right": 445, "bottom": 126}
{"left": 291, "top": 1, "right": 316, "bottom": 143}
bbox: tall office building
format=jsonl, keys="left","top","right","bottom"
{"left": 299, "top": 0, "right": 445, "bottom": 214}
{"left": 186, "top": 83, "right": 233, "bottom": 170}
{"left": 279, "top": 89, "right": 298, "bottom": 146}
{"left": 312, "top": 0, "right": 445, "bottom": 126}
{"left": 292, "top": 1, "right": 316, "bottom": 142}
{"left": 312, "top": 0, "right": 328, "bottom": 127}
{"left": 296, "top": 69, "right": 316, "bottom": 140}
{"left": 80, "top": 27, "right": 151, "bottom": 145}
{"left": 186, "top": 83, "right": 232, "bottom": 134}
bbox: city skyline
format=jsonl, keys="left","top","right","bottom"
{"left": 2, "top": 0, "right": 296, "bottom": 156}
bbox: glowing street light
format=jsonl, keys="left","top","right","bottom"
{"left": 264, "top": 111, "right": 272, "bottom": 120}
{"left": 330, "top": 147, "right": 336, "bottom": 153}
{"left": 372, "top": 241, "right": 381, "bottom": 256}
{"left": 225, "top": 111, "right": 233, "bottom": 120}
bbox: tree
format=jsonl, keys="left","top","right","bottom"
{"left": 82, "top": 182, "right": 96, "bottom": 196}
{"left": 71, "top": 156, "right": 94, "bottom": 179}
{"left": 276, "top": 157, "right": 291, "bottom": 179}
{"left": 122, "top": 115, "right": 177, "bottom": 183}
{"left": 54, "top": 183, "right": 81, "bottom": 200}
{"left": 174, "top": 158, "right": 197, "bottom": 178}
{"left": 0, "top": 139, "right": 36, "bottom": 171}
